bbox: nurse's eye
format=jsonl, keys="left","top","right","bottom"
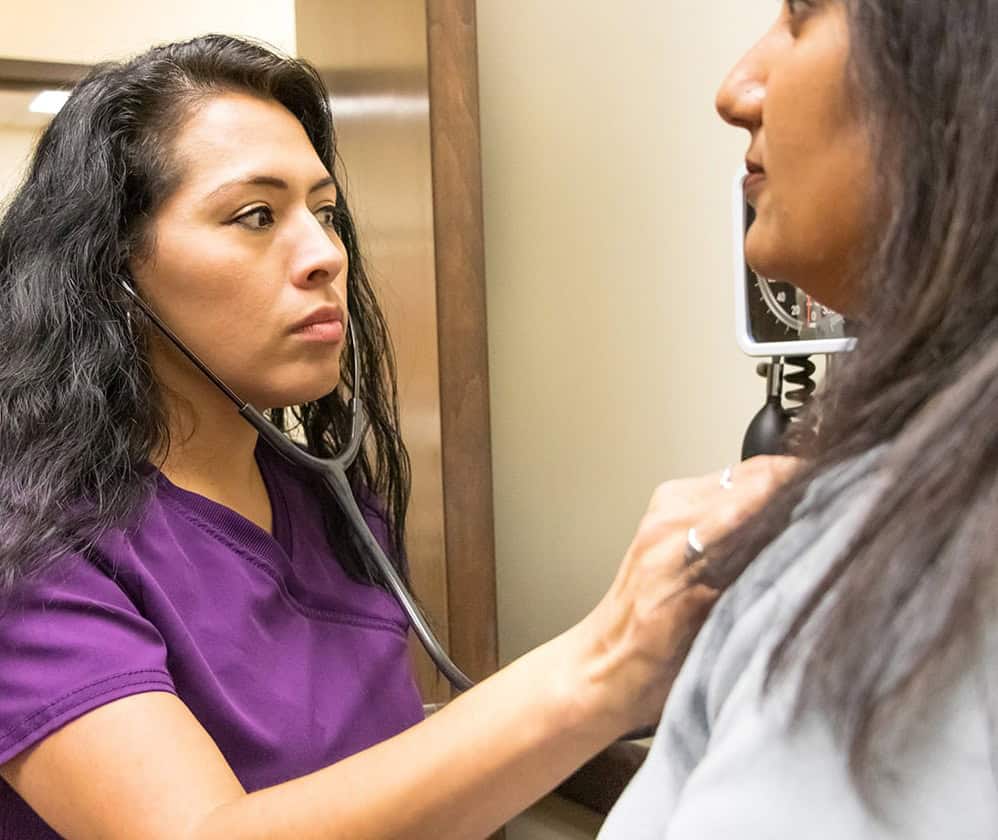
{"left": 315, "top": 204, "right": 338, "bottom": 229}
{"left": 233, "top": 205, "right": 275, "bottom": 230}
{"left": 315, "top": 202, "right": 348, "bottom": 236}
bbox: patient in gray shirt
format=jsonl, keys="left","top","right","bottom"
{"left": 600, "top": 451, "right": 998, "bottom": 839}
{"left": 598, "top": 0, "right": 998, "bottom": 834}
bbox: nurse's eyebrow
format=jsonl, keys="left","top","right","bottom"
{"left": 206, "top": 174, "right": 337, "bottom": 199}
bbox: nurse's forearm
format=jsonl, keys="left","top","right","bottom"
{"left": 193, "top": 623, "right": 618, "bottom": 840}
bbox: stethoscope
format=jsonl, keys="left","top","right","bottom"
{"left": 120, "top": 280, "right": 474, "bottom": 693}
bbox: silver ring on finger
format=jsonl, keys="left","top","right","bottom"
{"left": 720, "top": 465, "right": 734, "bottom": 490}
{"left": 684, "top": 527, "right": 705, "bottom": 564}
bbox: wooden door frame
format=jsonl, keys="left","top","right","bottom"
{"left": 424, "top": 0, "right": 499, "bottom": 688}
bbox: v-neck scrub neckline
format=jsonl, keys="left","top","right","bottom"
{"left": 153, "top": 442, "right": 295, "bottom": 565}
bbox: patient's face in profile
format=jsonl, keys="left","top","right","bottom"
{"left": 130, "top": 92, "right": 350, "bottom": 410}
{"left": 716, "top": 0, "right": 872, "bottom": 315}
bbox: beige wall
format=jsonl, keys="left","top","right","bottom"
{"left": 476, "top": 1, "right": 776, "bottom": 836}
{"left": 0, "top": 0, "right": 295, "bottom": 63}
{"left": 0, "top": 126, "right": 40, "bottom": 201}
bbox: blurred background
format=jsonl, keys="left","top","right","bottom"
{"left": 0, "top": 1, "right": 771, "bottom": 836}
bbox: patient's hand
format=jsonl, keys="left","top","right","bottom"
{"left": 570, "top": 456, "right": 799, "bottom": 735}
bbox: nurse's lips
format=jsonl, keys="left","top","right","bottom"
{"left": 290, "top": 305, "right": 345, "bottom": 342}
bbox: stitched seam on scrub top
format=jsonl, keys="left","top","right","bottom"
{"left": 162, "top": 497, "right": 409, "bottom": 637}
{"left": 0, "top": 669, "right": 174, "bottom": 745}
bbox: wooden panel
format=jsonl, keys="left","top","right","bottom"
{"left": 297, "top": 0, "right": 452, "bottom": 704}
{"left": 299, "top": 0, "right": 500, "bottom": 705}
{"left": 0, "top": 58, "right": 89, "bottom": 89}
{"left": 425, "top": 4, "right": 503, "bottom": 836}
{"left": 425, "top": 0, "right": 499, "bottom": 689}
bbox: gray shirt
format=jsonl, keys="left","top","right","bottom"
{"left": 599, "top": 452, "right": 998, "bottom": 839}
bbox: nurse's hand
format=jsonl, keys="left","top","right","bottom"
{"left": 567, "top": 455, "right": 799, "bottom": 735}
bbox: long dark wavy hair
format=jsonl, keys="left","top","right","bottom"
{"left": 706, "top": 0, "right": 998, "bottom": 786}
{"left": 0, "top": 35, "right": 411, "bottom": 591}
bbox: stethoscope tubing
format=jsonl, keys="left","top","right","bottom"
{"left": 240, "top": 402, "right": 474, "bottom": 692}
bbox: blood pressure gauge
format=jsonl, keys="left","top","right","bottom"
{"left": 732, "top": 168, "right": 857, "bottom": 357}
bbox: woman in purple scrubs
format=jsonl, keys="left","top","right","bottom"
{"left": 0, "top": 35, "right": 790, "bottom": 838}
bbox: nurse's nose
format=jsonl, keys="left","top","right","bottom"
{"left": 291, "top": 213, "right": 348, "bottom": 290}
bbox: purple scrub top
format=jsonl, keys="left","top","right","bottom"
{"left": 0, "top": 443, "right": 424, "bottom": 838}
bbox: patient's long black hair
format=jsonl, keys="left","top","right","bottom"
{"left": 709, "top": 0, "right": 998, "bottom": 788}
{"left": 0, "top": 35, "right": 411, "bottom": 591}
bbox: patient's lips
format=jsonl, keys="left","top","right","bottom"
{"left": 744, "top": 159, "right": 766, "bottom": 207}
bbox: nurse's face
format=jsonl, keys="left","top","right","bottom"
{"left": 131, "top": 92, "right": 349, "bottom": 410}
{"left": 716, "top": 0, "right": 872, "bottom": 315}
